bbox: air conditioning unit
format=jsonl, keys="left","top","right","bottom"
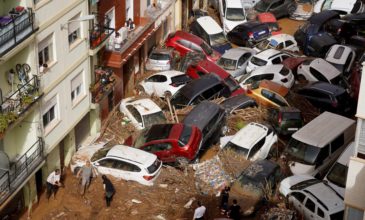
{"left": 118, "top": 27, "right": 128, "bottom": 42}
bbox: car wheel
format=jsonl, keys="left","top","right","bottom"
{"left": 73, "top": 166, "right": 81, "bottom": 176}
{"left": 176, "top": 157, "right": 189, "bottom": 167}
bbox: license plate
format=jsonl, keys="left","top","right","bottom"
{"left": 288, "top": 128, "right": 299, "bottom": 131}
{"left": 258, "top": 30, "right": 266, "bottom": 35}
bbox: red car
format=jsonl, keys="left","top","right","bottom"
{"left": 257, "top": 12, "right": 282, "bottom": 35}
{"left": 165, "top": 31, "right": 221, "bottom": 62}
{"left": 132, "top": 123, "right": 203, "bottom": 164}
{"left": 186, "top": 58, "right": 245, "bottom": 96}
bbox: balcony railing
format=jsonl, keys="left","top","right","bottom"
{"left": 0, "top": 137, "right": 44, "bottom": 204}
{"left": 89, "top": 24, "right": 114, "bottom": 49}
{"left": 0, "top": 7, "right": 36, "bottom": 57}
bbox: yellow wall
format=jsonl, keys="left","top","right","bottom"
{"left": 174, "top": 0, "right": 182, "bottom": 30}
{"left": 63, "top": 130, "right": 76, "bottom": 167}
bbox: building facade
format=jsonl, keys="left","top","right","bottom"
{"left": 344, "top": 63, "right": 365, "bottom": 219}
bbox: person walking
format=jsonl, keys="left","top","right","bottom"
{"left": 46, "top": 169, "right": 62, "bottom": 200}
{"left": 102, "top": 175, "right": 115, "bottom": 207}
{"left": 193, "top": 201, "right": 206, "bottom": 220}
{"left": 77, "top": 161, "right": 97, "bottom": 196}
{"left": 228, "top": 199, "right": 241, "bottom": 220}
{"left": 220, "top": 186, "right": 230, "bottom": 215}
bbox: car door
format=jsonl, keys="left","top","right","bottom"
{"left": 113, "top": 159, "right": 142, "bottom": 182}
{"left": 94, "top": 158, "right": 117, "bottom": 176}
{"left": 288, "top": 192, "right": 306, "bottom": 214}
{"left": 143, "top": 142, "right": 174, "bottom": 163}
{"left": 302, "top": 197, "right": 317, "bottom": 220}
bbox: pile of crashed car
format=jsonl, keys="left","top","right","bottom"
{"left": 71, "top": 0, "right": 364, "bottom": 219}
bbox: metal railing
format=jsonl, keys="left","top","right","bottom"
{"left": 0, "top": 137, "right": 44, "bottom": 204}
{"left": 0, "top": 8, "right": 36, "bottom": 56}
{"left": 89, "top": 24, "right": 114, "bottom": 49}
{"left": 0, "top": 75, "right": 40, "bottom": 115}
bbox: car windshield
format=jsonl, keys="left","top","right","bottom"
{"left": 179, "top": 125, "right": 193, "bottom": 146}
{"left": 326, "top": 162, "right": 348, "bottom": 188}
{"left": 200, "top": 42, "right": 214, "bottom": 55}
{"left": 171, "top": 92, "right": 191, "bottom": 108}
{"left": 210, "top": 33, "right": 228, "bottom": 46}
{"left": 217, "top": 57, "right": 237, "bottom": 71}
{"left": 224, "top": 76, "right": 240, "bottom": 92}
{"left": 250, "top": 56, "right": 267, "bottom": 66}
{"left": 285, "top": 139, "right": 321, "bottom": 165}
{"left": 143, "top": 112, "right": 166, "bottom": 128}
{"left": 226, "top": 8, "right": 246, "bottom": 21}
{"left": 150, "top": 53, "right": 170, "bottom": 60}
{"left": 134, "top": 124, "right": 173, "bottom": 148}
{"left": 90, "top": 146, "right": 113, "bottom": 162}
{"left": 225, "top": 141, "right": 249, "bottom": 158}
{"left": 256, "top": 39, "right": 271, "bottom": 50}
{"left": 147, "top": 159, "right": 161, "bottom": 174}
{"left": 322, "top": 0, "right": 334, "bottom": 11}
{"left": 267, "top": 22, "right": 280, "bottom": 32}
{"left": 255, "top": 0, "right": 271, "bottom": 11}
{"left": 330, "top": 211, "right": 344, "bottom": 220}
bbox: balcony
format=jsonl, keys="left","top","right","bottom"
{"left": 89, "top": 24, "right": 114, "bottom": 56}
{"left": 90, "top": 67, "right": 116, "bottom": 103}
{"left": 0, "top": 75, "right": 42, "bottom": 135}
{"left": 0, "top": 137, "right": 44, "bottom": 204}
{"left": 0, "top": 7, "right": 36, "bottom": 57}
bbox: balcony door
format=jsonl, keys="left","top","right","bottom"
{"left": 105, "top": 7, "right": 115, "bottom": 30}
{"left": 126, "top": 0, "right": 134, "bottom": 21}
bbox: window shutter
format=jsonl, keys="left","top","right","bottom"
{"left": 358, "top": 119, "right": 365, "bottom": 155}
{"left": 71, "top": 72, "right": 83, "bottom": 91}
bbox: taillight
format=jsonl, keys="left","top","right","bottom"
{"left": 278, "top": 112, "right": 282, "bottom": 124}
{"left": 281, "top": 78, "right": 288, "bottom": 83}
{"left": 332, "top": 100, "right": 338, "bottom": 108}
{"left": 143, "top": 175, "right": 154, "bottom": 181}
{"left": 248, "top": 32, "right": 253, "bottom": 38}
{"left": 170, "top": 83, "right": 177, "bottom": 87}
{"left": 247, "top": 89, "right": 252, "bottom": 94}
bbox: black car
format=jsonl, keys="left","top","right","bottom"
{"left": 268, "top": 107, "right": 303, "bottom": 135}
{"left": 220, "top": 94, "right": 257, "bottom": 114}
{"left": 170, "top": 74, "right": 232, "bottom": 109}
{"left": 230, "top": 160, "right": 282, "bottom": 216}
{"left": 296, "top": 82, "right": 355, "bottom": 116}
{"left": 183, "top": 101, "right": 226, "bottom": 148}
{"left": 227, "top": 21, "right": 270, "bottom": 47}
{"left": 254, "top": 0, "right": 296, "bottom": 19}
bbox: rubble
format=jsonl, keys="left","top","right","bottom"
{"left": 260, "top": 207, "right": 296, "bottom": 220}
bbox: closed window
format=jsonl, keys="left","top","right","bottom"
{"left": 177, "top": 39, "right": 191, "bottom": 48}
{"left": 272, "top": 57, "right": 281, "bottom": 64}
{"left": 238, "top": 53, "right": 251, "bottom": 67}
{"left": 114, "top": 160, "right": 141, "bottom": 172}
{"left": 291, "top": 192, "right": 306, "bottom": 202}
{"left": 71, "top": 72, "right": 84, "bottom": 105}
{"left": 68, "top": 14, "right": 81, "bottom": 45}
{"left": 277, "top": 43, "right": 284, "bottom": 50}
{"left": 98, "top": 159, "right": 116, "bottom": 168}
{"left": 144, "top": 143, "right": 172, "bottom": 152}
{"left": 38, "top": 34, "right": 54, "bottom": 67}
{"left": 126, "top": 105, "right": 142, "bottom": 123}
{"left": 43, "top": 105, "right": 55, "bottom": 127}
{"left": 249, "top": 137, "right": 265, "bottom": 158}
{"left": 317, "top": 207, "right": 325, "bottom": 218}
{"left": 147, "top": 75, "right": 167, "bottom": 82}
{"left": 331, "top": 134, "right": 344, "bottom": 153}
{"left": 305, "top": 198, "right": 316, "bottom": 213}
{"left": 317, "top": 145, "right": 330, "bottom": 164}
{"left": 42, "top": 96, "right": 58, "bottom": 129}
{"left": 285, "top": 40, "right": 294, "bottom": 47}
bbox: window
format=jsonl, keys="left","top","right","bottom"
{"left": 277, "top": 43, "right": 284, "bottom": 50}
{"left": 291, "top": 192, "right": 306, "bottom": 202}
{"left": 147, "top": 75, "right": 167, "bottom": 82}
{"left": 42, "top": 96, "right": 58, "bottom": 129}
{"left": 114, "top": 160, "right": 141, "bottom": 172}
{"left": 317, "top": 145, "right": 330, "bottom": 164}
{"left": 309, "top": 67, "right": 329, "bottom": 82}
{"left": 331, "top": 134, "right": 344, "bottom": 153}
{"left": 68, "top": 14, "right": 81, "bottom": 45}
{"left": 177, "top": 39, "right": 191, "bottom": 48}
{"left": 272, "top": 57, "right": 281, "bottom": 64}
{"left": 126, "top": 105, "right": 142, "bottom": 123}
{"left": 98, "top": 159, "right": 116, "bottom": 168}
{"left": 38, "top": 34, "right": 54, "bottom": 66}
{"left": 71, "top": 73, "right": 84, "bottom": 104}
{"left": 333, "top": 46, "right": 345, "bottom": 59}
{"left": 144, "top": 143, "right": 172, "bottom": 152}
{"left": 305, "top": 198, "right": 316, "bottom": 213}
{"left": 271, "top": 0, "right": 284, "bottom": 9}
{"left": 317, "top": 207, "right": 325, "bottom": 218}
{"left": 285, "top": 40, "right": 294, "bottom": 47}
{"left": 147, "top": 0, "right": 151, "bottom": 7}
{"left": 249, "top": 137, "right": 265, "bottom": 158}
{"left": 238, "top": 53, "right": 251, "bottom": 67}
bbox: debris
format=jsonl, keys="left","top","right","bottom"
{"left": 159, "top": 184, "right": 168, "bottom": 188}
{"left": 155, "top": 214, "right": 166, "bottom": 220}
{"left": 260, "top": 207, "right": 296, "bottom": 220}
{"left": 184, "top": 197, "right": 196, "bottom": 209}
{"left": 55, "top": 212, "right": 65, "bottom": 218}
{"left": 131, "top": 209, "right": 139, "bottom": 215}
{"left": 132, "top": 199, "right": 142, "bottom": 204}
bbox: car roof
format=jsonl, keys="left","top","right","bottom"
{"left": 326, "top": 44, "right": 354, "bottom": 64}
{"left": 174, "top": 74, "right": 222, "bottom": 99}
{"left": 226, "top": 0, "right": 244, "bottom": 8}
{"left": 257, "top": 80, "right": 289, "bottom": 97}
{"left": 122, "top": 97, "right": 162, "bottom": 115}
{"left": 304, "top": 81, "right": 347, "bottom": 96}
{"left": 255, "top": 49, "right": 282, "bottom": 60}
{"left": 220, "top": 94, "right": 256, "bottom": 111}
{"left": 307, "top": 58, "right": 341, "bottom": 80}
{"left": 257, "top": 12, "right": 277, "bottom": 22}
{"left": 292, "top": 111, "right": 355, "bottom": 148}
{"left": 240, "top": 160, "right": 279, "bottom": 182}
{"left": 251, "top": 64, "right": 284, "bottom": 75}
{"left": 230, "top": 122, "right": 268, "bottom": 150}
{"left": 107, "top": 145, "right": 157, "bottom": 166}
{"left": 183, "top": 101, "right": 224, "bottom": 131}
{"left": 196, "top": 16, "right": 223, "bottom": 35}
{"left": 174, "top": 31, "right": 204, "bottom": 44}
{"left": 221, "top": 47, "right": 255, "bottom": 60}
{"left": 304, "top": 182, "right": 344, "bottom": 213}
{"left": 268, "top": 34, "right": 295, "bottom": 43}
{"left": 152, "top": 70, "right": 185, "bottom": 78}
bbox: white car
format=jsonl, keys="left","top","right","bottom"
{"left": 246, "top": 49, "right": 292, "bottom": 73}
{"left": 254, "top": 34, "right": 299, "bottom": 53}
{"left": 314, "top": 0, "right": 365, "bottom": 15}
{"left": 145, "top": 48, "right": 174, "bottom": 71}
{"left": 239, "top": 64, "right": 295, "bottom": 89}
{"left": 138, "top": 70, "right": 191, "bottom": 98}
{"left": 220, "top": 122, "right": 277, "bottom": 161}
{"left": 218, "top": 0, "right": 247, "bottom": 35}
{"left": 297, "top": 58, "right": 342, "bottom": 84}
{"left": 279, "top": 175, "right": 344, "bottom": 220}
{"left": 70, "top": 143, "right": 163, "bottom": 186}
{"left": 119, "top": 97, "right": 166, "bottom": 130}
{"left": 325, "top": 44, "right": 356, "bottom": 74}
{"left": 216, "top": 47, "right": 256, "bottom": 80}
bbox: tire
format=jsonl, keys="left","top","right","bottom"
{"left": 73, "top": 166, "right": 81, "bottom": 176}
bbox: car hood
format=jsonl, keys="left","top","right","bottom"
{"left": 289, "top": 161, "right": 315, "bottom": 176}
{"left": 331, "top": 0, "right": 358, "bottom": 13}
{"left": 72, "top": 143, "right": 106, "bottom": 163}
{"left": 279, "top": 175, "right": 315, "bottom": 196}
{"left": 224, "top": 19, "right": 245, "bottom": 34}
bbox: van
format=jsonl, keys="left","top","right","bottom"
{"left": 284, "top": 111, "right": 355, "bottom": 177}
{"left": 324, "top": 141, "right": 354, "bottom": 197}
{"left": 190, "top": 16, "right": 232, "bottom": 54}
{"left": 183, "top": 101, "right": 226, "bottom": 148}
{"left": 218, "top": 0, "right": 247, "bottom": 34}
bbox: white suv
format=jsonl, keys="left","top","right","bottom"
{"left": 220, "top": 122, "right": 277, "bottom": 161}
{"left": 279, "top": 175, "right": 344, "bottom": 220}
{"left": 218, "top": 0, "right": 247, "bottom": 35}
{"left": 70, "top": 144, "right": 163, "bottom": 186}
{"left": 297, "top": 58, "right": 342, "bottom": 84}
{"left": 246, "top": 49, "right": 292, "bottom": 73}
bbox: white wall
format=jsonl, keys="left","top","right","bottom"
{"left": 356, "top": 65, "right": 365, "bottom": 119}
{"left": 345, "top": 157, "right": 365, "bottom": 210}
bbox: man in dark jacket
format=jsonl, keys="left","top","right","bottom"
{"left": 228, "top": 199, "right": 241, "bottom": 220}
{"left": 102, "top": 175, "right": 115, "bottom": 207}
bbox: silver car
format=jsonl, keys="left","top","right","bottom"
{"left": 145, "top": 48, "right": 174, "bottom": 71}
{"left": 216, "top": 47, "right": 256, "bottom": 81}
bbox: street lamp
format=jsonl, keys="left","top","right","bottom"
{"left": 60, "top": 14, "right": 95, "bottom": 30}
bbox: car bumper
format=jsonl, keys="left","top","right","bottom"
{"left": 145, "top": 64, "right": 171, "bottom": 71}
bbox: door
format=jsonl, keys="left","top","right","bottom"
{"left": 288, "top": 192, "right": 306, "bottom": 216}
{"left": 303, "top": 197, "right": 317, "bottom": 220}
{"left": 35, "top": 169, "right": 43, "bottom": 198}
{"left": 94, "top": 158, "right": 116, "bottom": 176}
{"left": 113, "top": 160, "right": 140, "bottom": 181}
{"left": 143, "top": 142, "right": 174, "bottom": 162}
{"left": 105, "top": 7, "right": 115, "bottom": 29}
